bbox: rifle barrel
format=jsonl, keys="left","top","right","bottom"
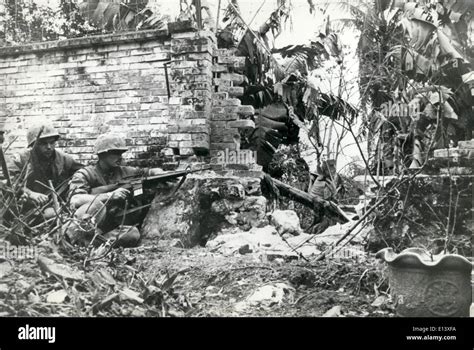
{"left": 143, "top": 165, "right": 212, "bottom": 183}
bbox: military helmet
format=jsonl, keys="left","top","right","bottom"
{"left": 94, "top": 133, "right": 128, "bottom": 155}
{"left": 26, "top": 122, "right": 60, "bottom": 147}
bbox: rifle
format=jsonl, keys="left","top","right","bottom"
{"left": 90, "top": 165, "right": 212, "bottom": 196}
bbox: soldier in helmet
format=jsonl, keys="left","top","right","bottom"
{"left": 309, "top": 160, "right": 337, "bottom": 200}
{"left": 68, "top": 133, "right": 164, "bottom": 247}
{"left": 10, "top": 121, "right": 84, "bottom": 219}
{"left": 307, "top": 160, "right": 339, "bottom": 234}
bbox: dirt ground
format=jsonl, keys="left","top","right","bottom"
{"left": 0, "top": 239, "right": 395, "bottom": 317}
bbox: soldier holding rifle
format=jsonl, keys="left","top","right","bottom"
{"left": 68, "top": 133, "right": 209, "bottom": 247}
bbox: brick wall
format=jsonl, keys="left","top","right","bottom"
{"left": 0, "top": 29, "right": 173, "bottom": 165}
{"left": 209, "top": 48, "right": 257, "bottom": 171}
{"left": 0, "top": 24, "right": 257, "bottom": 170}
{"left": 166, "top": 29, "right": 215, "bottom": 158}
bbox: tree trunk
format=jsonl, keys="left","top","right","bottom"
{"left": 264, "top": 175, "right": 351, "bottom": 223}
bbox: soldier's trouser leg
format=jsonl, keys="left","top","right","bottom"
{"left": 73, "top": 199, "right": 108, "bottom": 228}
{"left": 64, "top": 199, "right": 107, "bottom": 245}
{"left": 70, "top": 198, "right": 140, "bottom": 247}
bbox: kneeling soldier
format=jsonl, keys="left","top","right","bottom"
{"left": 68, "top": 133, "right": 164, "bottom": 247}
{"left": 7, "top": 122, "right": 83, "bottom": 225}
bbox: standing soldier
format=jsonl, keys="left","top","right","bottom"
{"left": 68, "top": 133, "right": 164, "bottom": 247}
{"left": 10, "top": 121, "right": 84, "bottom": 221}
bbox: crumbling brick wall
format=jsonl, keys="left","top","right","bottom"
{"left": 0, "top": 24, "right": 257, "bottom": 170}
{"left": 166, "top": 29, "right": 215, "bottom": 159}
{"left": 210, "top": 48, "right": 257, "bottom": 171}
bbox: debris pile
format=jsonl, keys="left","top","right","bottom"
{"left": 141, "top": 175, "right": 267, "bottom": 246}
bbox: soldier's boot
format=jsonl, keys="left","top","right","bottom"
{"left": 103, "top": 225, "right": 140, "bottom": 248}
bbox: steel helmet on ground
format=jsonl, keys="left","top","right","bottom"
{"left": 26, "top": 122, "right": 60, "bottom": 147}
{"left": 94, "top": 133, "right": 128, "bottom": 154}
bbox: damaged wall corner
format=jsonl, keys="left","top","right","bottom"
{"left": 141, "top": 175, "right": 267, "bottom": 247}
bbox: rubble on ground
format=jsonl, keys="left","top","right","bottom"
{"left": 0, "top": 169, "right": 390, "bottom": 317}
{"left": 268, "top": 209, "right": 302, "bottom": 236}
{"left": 205, "top": 212, "right": 371, "bottom": 261}
{"left": 141, "top": 175, "right": 266, "bottom": 246}
{"left": 234, "top": 283, "right": 295, "bottom": 311}
{"left": 206, "top": 225, "right": 305, "bottom": 259}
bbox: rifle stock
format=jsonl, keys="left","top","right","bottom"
{"left": 90, "top": 183, "right": 122, "bottom": 195}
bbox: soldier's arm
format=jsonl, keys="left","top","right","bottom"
{"left": 8, "top": 151, "right": 48, "bottom": 204}
{"left": 148, "top": 167, "right": 165, "bottom": 176}
{"left": 122, "top": 166, "right": 164, "bottom": 178}
{"left": 69, "top": 170, "right": 110, "bottom": 208}
{"left": 68, "top": 159, "right": 85, "bottom": 177}
{"left": 59, "top": 152, "right": 85, "bottom": 179}
{"left": 69, "top": 170, "right": 132, "bottom": 208}
{"left": 9, "top": 152, "right": 26, "bottom": 179}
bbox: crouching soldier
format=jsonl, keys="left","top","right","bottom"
{"left": 309, "top": 160, "right": 337, "bottom": 200}
{"left": 308, "top": 160, "right": 339, "bottom": 233}
{"left": 68, "top": 133, "right": 164, "bottom": 248}
{"left": 6, "top": 122, "right": 84, "bottom": 225}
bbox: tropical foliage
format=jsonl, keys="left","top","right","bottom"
{"left": 220, "top": 0, "right": 359, "bottom": 171}
{"left": 2, "top": 0, "right": 471, "bottom": 175}
{"left": 352, "top": 0, "right": 474, "bottom": 174}
{"left": 0, "top": 0, "right": 90, "bottom": 44}
{"left": 0, "top": 0, "right": 169, "bottom": 45}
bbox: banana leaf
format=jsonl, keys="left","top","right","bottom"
{"left": 78, "top": 0, "right": 137, "bottom": 31}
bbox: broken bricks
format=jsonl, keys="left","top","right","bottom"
{"left": 268, "top": 210, "right": 302, "bottom": 236}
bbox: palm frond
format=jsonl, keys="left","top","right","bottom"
{"left": 272, "top": 30, "right": 343, "bottom": 71}
{"left": 272, "top": 44, "right": 325, "bottom": 71}
{"left": 78, "top": 1, "right": 138, "bottom": 31}
{"left": 136, "top": 7, "right": 169, "bottom": 30}
{"left": 222, "top": 0, "right": 244, "bottom": 31}
{"left": 258, "top": 1, "right": 292, "bottom": 38}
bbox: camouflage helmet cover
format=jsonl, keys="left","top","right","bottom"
{"left": 94, "top": 133, "right": 128, "bottom": 154}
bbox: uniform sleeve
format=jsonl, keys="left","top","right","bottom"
{"left": 68, "top": 169, "right": 91, "bottom": 196}
{"left": 9, "top": 151, "right": 32, "bottom": 183}
{"left": 10, "top": 152, "right": 26, "bottom": 176}
{"left": 63, "top": 154, "right": 85, "bottom": 178}
{"left": 122, "top": 166, "right": 148, "bottom": 178}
